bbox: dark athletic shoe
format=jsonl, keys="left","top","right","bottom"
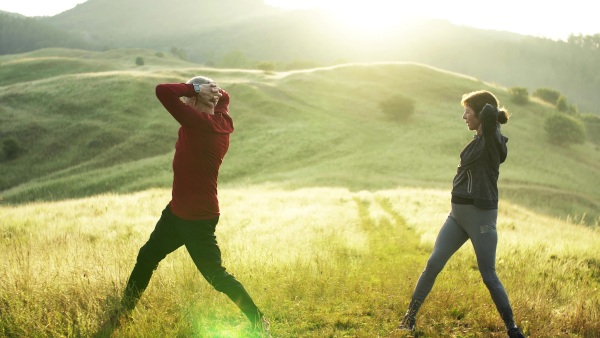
{"left": 507, "top": 327, "right": 526, "bottom": 338}
{"left": 254, "top": 315, "right": 272, "bottom": 338}
{"left": 94, "top": 310, "right": 132, "bottom": 338}
{"left": 397, "top": 314, "right": 416, "bottom": 332}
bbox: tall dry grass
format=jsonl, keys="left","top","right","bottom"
{"left": 1, "top": 187, "right": 599, "bottom": 337}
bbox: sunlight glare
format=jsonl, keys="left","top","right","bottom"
{"left": 265, "top": 0, "right": 422, "bottom": 35}
{"left": 323, "top": 1, "right": 420, "bottom": 35}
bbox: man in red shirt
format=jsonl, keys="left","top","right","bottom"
{"left": 101, "top": 76, "right": 270, "bottom": 336}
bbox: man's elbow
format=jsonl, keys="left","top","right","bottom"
{"left": 155, "top": 84, "right": 166, "bottom": 97}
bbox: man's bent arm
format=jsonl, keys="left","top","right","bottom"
{"left": 156, "top": 83, "right": 218, "bottom": 128}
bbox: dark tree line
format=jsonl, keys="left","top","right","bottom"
{"left": 0, "top": 13, "right": 90, "bottom": 55}
{"left": 568, "top": 33, "right": 600, "bottom": 50}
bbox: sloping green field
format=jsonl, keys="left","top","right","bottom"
{"left": 1, "top": 48, "right": 599, "bottom": 223}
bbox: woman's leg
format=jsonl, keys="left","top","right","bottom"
{"left": 404, "top": 212, "right": 470, "bottom": 322}
{"left": 453, "top": 204, "right": 517, "bottom": 329}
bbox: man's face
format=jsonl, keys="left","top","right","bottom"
{"left": 186, "top": 94, "right": 215, "bottom": 108}
{"left": 197, "top": 94, "right": 216, "bottom": 107}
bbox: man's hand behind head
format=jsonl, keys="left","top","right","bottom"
{"left": 198, "top": 82, "right": 222, "bottom": 107}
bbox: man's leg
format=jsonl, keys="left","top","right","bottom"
{"left": 97, "top": 205, "right": 184, "bottom": 336}
{"left": 122, "top": 205, "right": 184, "bottom": 311}
{"left": 176, "top": 217, "right": 264, "bottom": 325}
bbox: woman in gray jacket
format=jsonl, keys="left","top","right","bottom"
{"left": 397, "top": 90, "right": 525, "bottom": 338}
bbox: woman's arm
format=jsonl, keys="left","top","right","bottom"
{"left": 480, "top": 103, "right": 508, "bottom": 163}
{"left": 480, "top": 104, "right": 499, "bottom": 136}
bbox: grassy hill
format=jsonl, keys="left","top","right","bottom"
{"left": 35, "top": 0, "right": 600, "bottom": 115}
{"left": 0, "top": 48, "right": 599, "bottom": 224}
{"left": 2, "top": 1, "right": 597, "bottom": 114}
{"left": 1, "top": 187, "right": 599, "bottom": 336}
{"left": 45, "top": 0, "right": 279, "bottom": 44}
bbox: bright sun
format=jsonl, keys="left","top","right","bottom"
{"left": 265, "top": 0, "right": 424, "bottom": 35}
{"left": 323, "top": 1, "right": 420, "bottom": 34}
{"left": 264, "top": 0, "right": 600, "bottom": 41}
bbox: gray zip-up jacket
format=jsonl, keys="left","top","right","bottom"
{"left": 451, "top": 104, "right": 508, "bottom": 209}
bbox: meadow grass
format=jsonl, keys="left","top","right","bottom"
{"left": 1, "top": 187, "right": 598, "bottom": 337}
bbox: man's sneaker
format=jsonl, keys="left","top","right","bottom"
{"left": 397, "top": 314, "right": 416, "bottom": 332}
{"left": 254, "top": 315, "right": 272, "bottom": 338}
{"left": 94, "top": 310, "right": 132, "bottom": 338}
{"left": 507, "top": 327, "right": 526, "bottom": 338}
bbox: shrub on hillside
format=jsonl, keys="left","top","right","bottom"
{"left": 533, "top": 88, "right": 561, "bottom": 104}
{"left": 379, "top": 94, "right": 416, "bottom": 121}
{"left": 544, "top": 113, "right": 586, "bottom": 146}
{"left": 135, "top": 56, "right": 145, "bottom": 66}
{"left": 220, "top": 50, "right": 252, "bottom": 68}
{"left": 257, "top": 61, "right": 276, "bottom": 74}
{"left": 568, "top": 104, "right": 579, "bottom": 115}
{"left": 170, "top": 47, "right": 188, "bottom": 61}
{"left": 284, "top": 59, "right": 322, "bottom": 70}
{"left": 581, "top": 113, "right": 600, "bottom": 144}
{"left": 556, "top": 95, "right": 568, "bottom": 112}
{"left": 3, "top": 138, "right": 20, "bottom": 160}
{"left": 508, "top": 87, "right": 529, "bottom": 105}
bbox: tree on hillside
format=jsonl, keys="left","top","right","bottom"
{"left": 508, "top": 87, "right": 529, "bottom": 105}
{"left": 581, "top": 114, "right": 600, "bottom": 145}
{"left": 568, "top": 104, "right": 579, "bottom": 115}
{"left": 135, "top": 56, "right": 145, "bottom": 66}
{"left": 257, "top": 61, "right": 276, "bottom": 74}
{"left": 556, "top": 95, "right": 569, "bottom": 113}
{"left": 568, "top": 33, "right": 600, "bottom": 50}
{"left": 2, "top": 138, "right": 20, "bottom": 160}
{"left": 0, "top": 13, "right": 91, "bottom": 54}
{"left": 544, "top": 113, "right": 586, "bottom": 146}
{"left": 533, "top": 88, "right": 561, "bottom": 105}
{"left": 379, "top": 94, "right": 416, "bottom": 121}
{"left": 170, "top": 47, "right": 187, "bottom": 61}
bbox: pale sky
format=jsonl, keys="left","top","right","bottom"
{"left": 1, "top": 0, "right": 598, "bottom": 41}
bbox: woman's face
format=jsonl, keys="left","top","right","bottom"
{"left": 462, "top": 105, "right": 481, "bottom": 132}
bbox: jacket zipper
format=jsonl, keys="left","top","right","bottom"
{"left": 467, "top": 170, "right": 473, "bottom": 193}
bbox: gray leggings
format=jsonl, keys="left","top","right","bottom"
{"left": 409, "top": 203, "right": 515, "bottom": 329}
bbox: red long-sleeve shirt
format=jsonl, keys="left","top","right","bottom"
{"left": 155, "top": 83, "right": 233, "bottom": 220}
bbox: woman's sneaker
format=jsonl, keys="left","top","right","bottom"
{"left": 507, "top": 327, "right": 526, "bottom": 338}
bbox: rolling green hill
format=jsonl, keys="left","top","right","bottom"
{"left": 2, "top": 0, "right": 597, "bottom": 114}
{"left": 38, "top": 0, "right": 600, "bottom": 114}
{"left": 1, "top": 48, "right": 599, "bottom": 224}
